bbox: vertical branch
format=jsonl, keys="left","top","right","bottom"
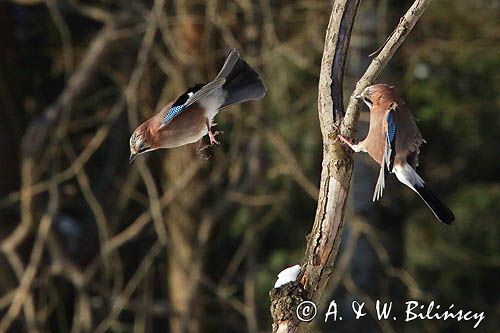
{"left": 269, "top": 0, "right": 432, "bottom": 332}
{"left": 300, "top": 0, "right": 359, "bottom": 308}
{"left": 270, "top": 1, "right": 360, "bottom": 332}
{"left": 330, "top": 0, "right": 361, "bottom": 121}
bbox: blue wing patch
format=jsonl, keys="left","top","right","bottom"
{"left": 386, "top": 111, "right": 396, "bottom": 144}
{"left": 161, "top": 83, "right": 206, "bottom": 127}
{"left": 374, "top": 110, "right": 397, "bottom": 201}
{"left": 162, "top": 104, "right": 184, "bottom": 126}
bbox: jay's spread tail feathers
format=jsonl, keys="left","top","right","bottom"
{"left": 216, "top": 49, "right": 266, "bottom": 108}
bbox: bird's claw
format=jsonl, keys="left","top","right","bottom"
{"left": 196, "top": 139, "right": 212, "bottom": 160}
{"left": 208, "top": 130, "right": 223, "bottom": 145}
{"left": 332, "top": 122, "right": 356, "bottom": 147}
{"left": 338, "top": 135, "right": 356, "bottom": 148}
{"left": 196, "top": 146, "right": 211, "bottom": 160}
{"left": 332, "top": 123, "right": 341, "bottom": 143}
{"left": 197, "top": 129, "right": 223, "bottom": 159}
{"left": 332, "top": 122, "right": 341, "bottom": 134}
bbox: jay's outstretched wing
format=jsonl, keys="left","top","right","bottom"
{"left": 373, "top": 103, "right": 397, "bottom": 202}
{"left": 159, "top": 48, "right": 264, "bottom": 130}
{"left": 160, "top": 79, "right": 226, "bottom": 129}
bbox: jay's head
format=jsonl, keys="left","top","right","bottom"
{"left": 356, "top": 84, "right": 397, "bottom": 109}
{"left": 129, "top": 124, "right": 152, "bottom": 163}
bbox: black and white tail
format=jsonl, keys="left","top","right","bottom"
{"left": 215, "top": 49, "right": 266, "bottom": 108}
{"left": 414, "top": 185, "right": 455, "bottom": 224}
{"left": 394, "top": 163, "right": 455, "bottom": 225}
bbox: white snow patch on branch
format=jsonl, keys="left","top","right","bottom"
{"left": 274, "top": 265, "right": 301, "bottom": 288}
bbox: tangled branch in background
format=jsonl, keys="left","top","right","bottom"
{"left": 2, "top": 0, "right": 495, "bottom": 332}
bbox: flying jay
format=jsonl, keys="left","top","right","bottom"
{"left": 336, "top": 84, "right": 455, "bottom": 224}
{"left": 129, "top": 49, "right": 266, "bottom": 162}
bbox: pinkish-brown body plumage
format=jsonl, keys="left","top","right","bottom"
{"left": 139, "top": 102, "right": 209, "bottom": 150}
{"left": 358, "top": 84, "right": 423, "bottom": 166}
{"left": 337, "top": 84, "right": 454, "bottom": 224}
{"left": 129, "top": 49, "right": 266, "bottom": 161}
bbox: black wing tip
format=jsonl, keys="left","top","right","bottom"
{"left": 172, "top": 83, "right": 206, "bottom": 107}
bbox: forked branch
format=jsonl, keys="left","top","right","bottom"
{"left": 269, "top": 0, "right": 432, "bottom": 332}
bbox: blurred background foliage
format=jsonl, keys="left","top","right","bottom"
{"left": 0, "top": 0, "right": 498, "bottom": 332}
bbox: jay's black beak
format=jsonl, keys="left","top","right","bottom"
{"left": 129, "top": 153, "right": 137, "bottom": 164}
{"left": 354, "top": 94, "right": 362, "bottom": 100}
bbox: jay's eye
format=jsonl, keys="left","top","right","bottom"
{"left": 137, "top": 142, "right": 148, "bottom": 153}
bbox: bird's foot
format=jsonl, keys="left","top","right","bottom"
{"left": 196, "top": 145, "right": 212, "bottom": 160}
{"left": 196, "top": 139, "right": 212, "bottom": 160}
{"left": 338, "top": 134, "right": 356, "bottom": 147}
{"left": 332, "top": 123, "right": 356, "bottom": 148}
{"left": 208, "top": 130, "right": 223, "bottom": 145}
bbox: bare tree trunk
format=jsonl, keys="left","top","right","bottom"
{"left": 269, "top": 0, "right": 432, "bottom": 332}
{"left": 332, "top": 1, "right": 406, "bottom": 331}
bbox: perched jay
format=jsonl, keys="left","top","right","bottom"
{"left": 337, "top": 84, "right": 455, "bottom": 224}
{"left": 129, "top": 49, "right": 266, "bottom": 161}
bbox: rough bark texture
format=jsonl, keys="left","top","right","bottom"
{"left": 334, "top": 2, "right": 406, "bottom": 331}
{"left": 269, "top": 282, "right": 307, "bottom": 333}
{"left": 300, "top": 0, "right": 359, "bottom": 305}
{"left": 269, "top": 0, "right": 432, "bottom": 332}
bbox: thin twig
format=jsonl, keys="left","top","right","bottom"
{"left": 0, "top": 186, "right": 58, "bottom": 332}
{"left": 94, "top": 241, "right": 163, "bottom": 333}
{"left": 343, "top": 0, "right": 432, "bottom": 136}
